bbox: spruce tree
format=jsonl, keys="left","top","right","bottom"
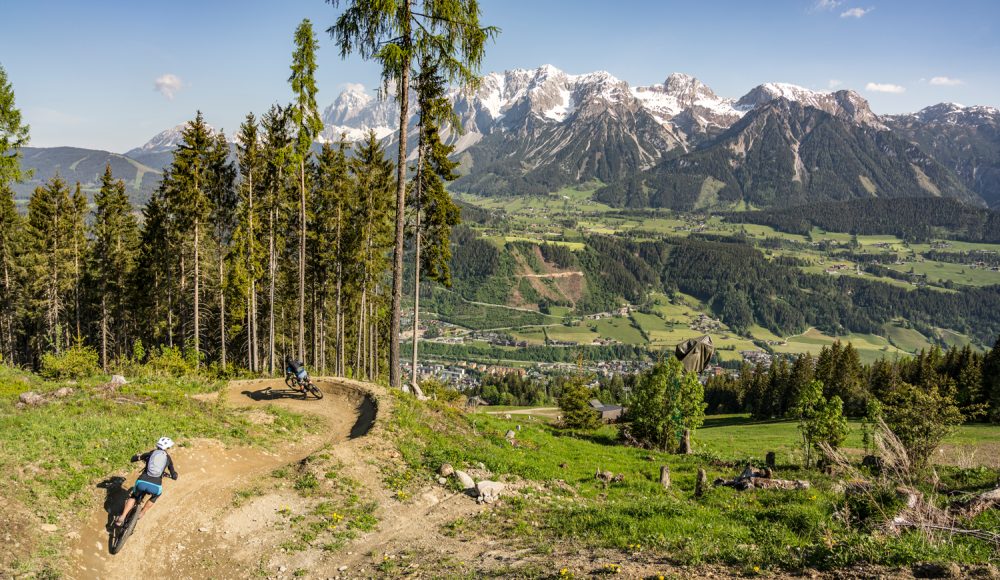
{"left": 260, "top": 105, "right": 293, "bottom": 374}
{"left": 0, "top": 184, "right": 19, "bottom": 364}
{"left": 328, "top": 0, "right": 499, "bottom": 389}
{"left": 0, "top": 61, "right": 32, "bottom": 186}
{"left": 26, "top": 174, "right": 74, "bottom": 353}
{"left": 234, "top": 113, "right": 266, "bottom": 372}
{"left": 207, "top": 131, "right": 238, "bottom": 369}
{"left": 168, "top": 112, "right": 214, "bottom": 361}
{"left": 408, "top": 57, "right": 462, "bottom": 391}
{"left": 288, "top": 19, "right": 323, "bottom": 366}
{"left": 92, "top": 165, "right": 138, "bottom": 370}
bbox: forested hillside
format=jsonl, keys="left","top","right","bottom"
{"left": 11, "top": 147, "right": 162, "bottom": 208}
{"left": 594, "top": 99, "right": 981, "bottom": 210}
{"left": 721, "top": 197, "right": 1000, "bottom": 243}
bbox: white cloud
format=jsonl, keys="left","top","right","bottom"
{"left": 829, "top": 79, "right": 843, "bottom": 89}
{"left": 153, "top": 74, "right": 188, "bottom": 101}
{"left": 841, "top": 6, "right": 874, "bottom": 17}
{"left": 866, "top": 82, "right": 905, "bottom": 93}
{"left": 337, "top": 82, "right": 366, "bottom": 94}
{"left": 812, "top": 0, "right": 842, "bottom": 10}
{"left": 930, "top": 76, "right": 962, "bottom": 86}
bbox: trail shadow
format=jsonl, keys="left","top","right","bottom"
{"left": 242, "top": 387, "right": 306, "bottom": 401}
{"left": 97, "top": 476, "right": 130, "bottom": 535}
{"left": 701, "top": 416, "right": 794, "bottom": 429}
{"left": 349, "top": 392, "right": 377, "bottom": 439}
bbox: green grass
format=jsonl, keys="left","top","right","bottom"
{"left": 881, "top": 321, "right": 933, "bottom": 353}
{"left": 389, "top": 394, "right": 1000, "bottom": 571}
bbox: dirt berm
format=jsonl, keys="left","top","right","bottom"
{"left": 70, "top": 377, "right": 381, "bottom": 580}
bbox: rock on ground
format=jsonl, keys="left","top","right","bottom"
{"left": 454, "top": 470, "right": 475, "bottom": 490}
{"left": 18, "top": 392, "right": 46, "bottom": 407}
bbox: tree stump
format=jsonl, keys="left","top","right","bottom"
{"left": 679, "top": 429, "right": 692, "bottom": 454}
{"left": 695, "top": 468, "right": 707, "bottom": 497}
{"left": 765, "top": 452, "right": 776, "bottom": 469}
{"left": 659, "top": 466, "right": 670, "bottom": 489}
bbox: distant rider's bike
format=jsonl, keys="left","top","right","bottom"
{"left": 109, "top": 475, "right": 176, "bottom": 554}
{"left": 286, "top": 373, "right": 323, "bottom": 399}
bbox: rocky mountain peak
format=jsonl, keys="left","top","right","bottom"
{"left": 898, "top": 102, "right": 1000, "bottom": 126}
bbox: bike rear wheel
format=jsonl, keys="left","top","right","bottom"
{"left": 307, "top": 382, "right": 323, "bottom": 400}
{"left": 109, "top": 493, "right": 145, "bottom": 554}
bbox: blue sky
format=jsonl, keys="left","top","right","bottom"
{"left": 2, "top": 0, "right": 996, "bottom": 152}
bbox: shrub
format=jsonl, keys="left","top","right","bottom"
{"left": 39, "top": 337, "right": 100, "bottom": 380}
{"left": 787, "top": 380, "right": 849, "bottom": 467}
{"left": 558, "top": 377, "right": 601, "bottom": 430}
{"left": 143, "top": 344, "right": 200, "bottom": 378}
{"left": 419, "top": 379, "right": 465, "bottom": 403}
{"left": 625, "top": 358, "right": 706, "bottom": 452}
{"left": 883, "top": 377, "right": 964, "bottom": 468}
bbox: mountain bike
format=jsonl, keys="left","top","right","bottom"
{"left": 109, "top": 476, "right": 175, "bottom": 554}
{"left": 285, "top": 373, "right": 323, "bottom": 399}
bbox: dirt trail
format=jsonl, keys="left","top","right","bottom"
{"left": 69, "top": 378, "right": 378, "bottom": 580}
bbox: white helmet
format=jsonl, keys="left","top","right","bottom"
{"left": 156, "top": 437, "right": 174, "bottom": 450}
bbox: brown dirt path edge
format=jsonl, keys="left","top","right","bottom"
{"left": 68, "top": 377, "right": 384, "bottom": 580}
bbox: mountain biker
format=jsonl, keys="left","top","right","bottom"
{"left": 115, "top": 437, "right": 178, "bottom": 526}
{"left": 285, "top": 355, "right": 309, "bottom": 392}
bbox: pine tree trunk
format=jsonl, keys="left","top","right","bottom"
{"left": 299, "top": 159, "right": 306, "bottom": 363}
{"left": 411, "top": 149, "right": 424, "bottom": 389}
{"left": 194, "top": 215, "right": 201, "bottom": 360}
{"left": 269, "top": 203, "right": 276, "bottom": 374}
{"left": 219, "top": 238, "right": 226, "bottom": 369}
{"left": 2, "top": 235, "right": 13, "bottom": 364}
{"left": 312, "top": 265, "right": 317, "bottom": 370}
{"left": 249, "top": 171, "right": 258, "bottom": 373}
{"left": 101, "top": 288, "right": 107, "bottom": 372}
{"left": 389, "top": 47, "right": 412, "bottom": 390}
{"left": 336, "top": 201, "right": 343, "bottom": 376}
{"left": 167, "top": 235, "right": 174, "bottom": 349}
{"left": 74, "top": 228, "right": 80, "bottom": 337}
{"left": 180, "top": 245, "right": 187, "bottom": 352}
{"left": 356, "top": 291, "right": 365, "bottom": 376}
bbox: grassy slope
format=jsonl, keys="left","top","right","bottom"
{"left": 0, "top": 366, "right": 317, "bottom": 577}
{"left": 390, "top": 394, "right": 1000, "bottom": 572}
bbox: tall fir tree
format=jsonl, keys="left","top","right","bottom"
{"left": 407, "top": 57, "right": 462, "bottom": 391}
{"left": 92, "top": 165, "right": 138, "bottom": 370}
{"left": 328, "top": 0, "right": 498, "bottom": 389}
{"left": 288, "top": 18, "right": 323, "bottom": 365}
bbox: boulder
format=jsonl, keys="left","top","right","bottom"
{"left": 438, "top": 477, "right": 447, "bottom": 485}
{"left": 476, "top": 480, "right": 505, "bottom": 497}
{"left": 439, "top": 463, "right": 454, "bottom": 477}
{"left": 476, "top": 480, "right": 505, "bottom": 504}
{"left": 454, "top": 470, "right": 475, "bottom": 490}
{"left": 53, "top": 387, "right": 75, "bottom": 398}
{"left": 110, "top": 375, "right": 127, "bottom": 385}
{"left": 504, "top": 430, "right": 516, "bottom": 439}
{"left": 40, "top": 524, "right": 58, "bottom": 532}
{"left": 18, "top": 392, "right": 46, "bottom": 407}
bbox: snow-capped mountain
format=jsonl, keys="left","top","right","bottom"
{"left": 125, "top": 122, "right": 222, "bottom": 156}
{"left": 883, "top": 103, "right": 1000, "bottom": 208}
{"left": 125, "top": 65, "right": 996, "bottom": 208}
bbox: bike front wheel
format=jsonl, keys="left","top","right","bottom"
{"left": 109, "top": 495, "right": 145, "bottom": 554}
{"left": 307, "top": 382, "right": 324, "bottom": 400}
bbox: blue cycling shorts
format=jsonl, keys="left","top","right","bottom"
{"left": 296, "top": 369, "right": 308, "bottom": 381}
{"left": 134, "top": 480, "right": 163, "bottom": 498}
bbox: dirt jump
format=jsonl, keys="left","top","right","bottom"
{"left": 70, "top": 377, "right": 381, "bottom": 580}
